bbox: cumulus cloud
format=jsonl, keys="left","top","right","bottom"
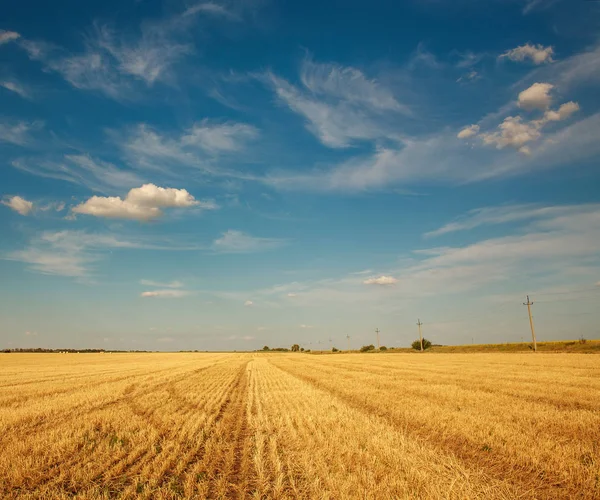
{"left": 480, "top": 116, "right": 541, "bottom": 152}
{"left": 2, "top": 195, "right": 33, "bottom": 216}
{"left": 518, "top": 82, "right": 553, "bottom": 111}
{"left": 140, "top": 289, "right": 190, "bottom": 298}
{"left": 543, "top": 102, "right": 580, "bottom": 122}
{"left": 244, "top": 300, "right": 253, "bottom": 306}
{"left": 363, "top": 276, "right": 398, "bottom": 285}
{"left": 457, "top": 124, "right": 480, "bottom": 139}
{"left": 480, "top": 98, "right": 580, "bottom": 154}
{"left": 0, "top": 30, "right": 20, "bottom": 45}
{"left": 72, "top": 183, "right": 217, "bottom": 221}
{"left": 501, "top": 43, "right": 554, "bottom": 65}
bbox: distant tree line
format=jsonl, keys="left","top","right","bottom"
{"left": 1, "top": 348, "right": 153, "bottom": 353}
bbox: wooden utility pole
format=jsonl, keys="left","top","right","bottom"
{"left": 523, "top": 295, "right": 537, "bottom": 352}
{"left": 417, "top": 319, "right": 424, "bottom": 352}
{"left": 375, "top": 328, "right": 380, "bottom": 350}
{"left": 346, "top": 334, "right": 351, "bottom": 352}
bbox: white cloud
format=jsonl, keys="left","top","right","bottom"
{"left": 12, "top": 155, "right": 143, "bottom": 193}
{"left": 457, "top": 124, "right": 480, "bottom": 139}
{"left": 363, "top": 276, "right": 398, "bottom": 285}
{"left": 4, "top": 230, "right": 199, "bottom": 278}
{"left": 0, "top": 30, "right": 20, "bottom": 45}
{"left": 264, "top": 107, "right": 595, "bottom": 193}
{"left": 213, "top": 230, "right": 285, "bottom": 253}
{"left": 39, "top": 201, "right": 66, "bottom": 212}
{"left": 93, "top": 24, "right": 191, "bottom": 86}
{"left": 0, "top": 120, "right": 41, "bottom": 146}
{"left": 264, "top": 58, "right": 409, "bottom": 148}
{"left": 479, "top": 96, "right": 579, "bottom": 153}
{"left": 120, "top": 121, "right": 258, "bottom": 176}
{"left": 300, "top": 58, "right": 407, "bottom": 112}
{"left": 501, "top": 43, "right": 555, "bottom": 65}
{"left": 21, "top": 17, "right": 192, "bottom": 99}
{"left": 518, "top": 82, "right": 553, "bottom": 111}
{"left": 456, "top": 71, "right": 480, "bottom": 84}
{"left": 183, "top": 2, "right": 238, "bottom": 19}
{"left": 72, "top": 183, "right": 216, "bottom": 221}
{"left": 299, "top": 324, "right": 314, "bottom": 329}
{"left": 6, "top": 247, "right": 91, "bottom": 277}
{"left": 180, "top": 120, "right": 258, "bottom": 152}
{"left": 140, "top": 279, "right": 183, "bottom": 288}
{"left": 141, "top": 290, "right": 190, "bottom": 298}
{"left": 242, "top": 335, "right": 255, "bottom": 340}
{"left": 244, "top": 300, "right": 253, "bottom": 306}
{"left": 287, "top": 293, "right": 297, "bottom": 297}
{"left": 409, "top": 42, "right": 443, "bottom": 70}
{"left": 425, "top": 204, "right": 597, "bottom": 237}
{"left": 24, "top": 331, "right": 37, "bottom": 337}
{"left": 480, "top": 116, "right": 541, "bottom": 151}
{"left": 156, "top": 337, "right": 175, "bottom": 342}
{"left": 0, "top": 81, "right": 29, "bottom": 99}
{"left": 2, "top": 195, "right": 33, "bottom": 216}
{"left": 543, "top": 101, "right": 579, "bottom": 122}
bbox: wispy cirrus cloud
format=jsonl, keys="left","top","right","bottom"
{"left": 3, "top": 229, "right": 206, "bottom": 278}
{"left": 12, "top": 154, "right": 144, "bottom": 193}
{"left": 263, "top": 57, "right": 410, "bottom": 148}
{"left": 424, "top": 203, "right": 600, "bottom": 237}
{"left": 0, "top": 80, "right": 30, "bottom": 99}
{"left": 119, "top": 121, "right": 259, "bottom": 176}
{"left": 212, "top": 230, "right": 286, "bottom": 253}
{"left": 140, "top": 289, "right": 191, "bottom": 298}
{"left": 140, "top": 279, "right": 184, "bottom": 288}
{"left": 0, "top": 120, "right": 42, "bottom": 146}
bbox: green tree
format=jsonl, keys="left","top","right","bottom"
{"left": 379, "top": 346, "right": 387, "bottom": 351}
{"left": 262, "top": 346, "right": 270, "bottom": 351}
{"left": 360, "top": 344, "right": 375, "bottom": 352}
{"left": 411, "top": 338, "right": 432, "bottom": 351}
{"left": 291, "top": 344, "right": 300, "bottom": 352}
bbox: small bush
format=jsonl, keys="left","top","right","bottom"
{"left": 579, "top": 335, "right": 587, "bottom": 344}
{"left": 379, "top": 346, "right": 387, "bottom": 351}
{"left": 332, "top": 347, "right": 339, "bottom": 352}
{"left": 411, "top": 338, "right": 432, "bottom": 351}
{"left": 360, "top": 344, "right": 375, "bottom": 352}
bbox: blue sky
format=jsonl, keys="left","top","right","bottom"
{"left": 1, "top": 0, "right": 599, "bottom": 351}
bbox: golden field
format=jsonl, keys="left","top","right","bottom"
{"left": 0, "top": 352, "right": 599, "bottom": 499}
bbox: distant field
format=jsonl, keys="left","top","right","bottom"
{"left": 1, "top": 353, "right": 599, "bottom": 499}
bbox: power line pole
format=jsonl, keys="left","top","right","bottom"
{"left": 523, "top": 295, "right": 537, "bottom": 352}
{"left": 346, "top": 334, "right": 350, "bottom": 352}
{"left": 417, "top": 319, "right": 424, "bottom": 352}
{"left": 375, "top": 328, "right": 380, "bottom": 350}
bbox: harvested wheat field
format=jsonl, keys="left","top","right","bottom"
{"left": 0, "top": 353, "right": 599, "bottom": 499}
